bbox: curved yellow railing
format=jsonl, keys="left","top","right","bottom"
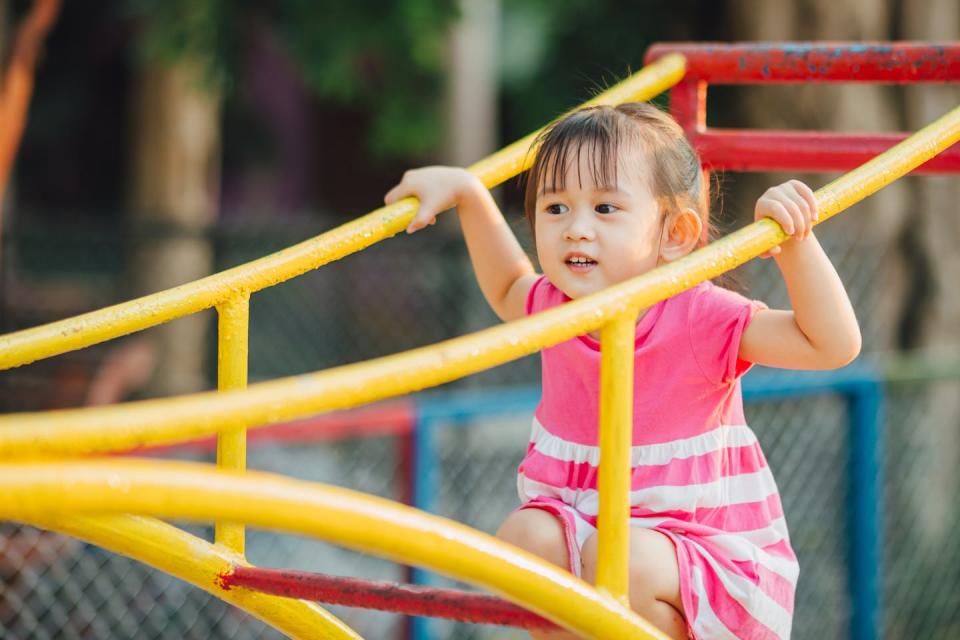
{"left": 0, "top": 54, "right": 686, "bottom": 372}
{"left": 0, "top": 459, "right": 670, "bottom": 639}
{"left": 2, "top": 62, "right": 958, "bottom": 638}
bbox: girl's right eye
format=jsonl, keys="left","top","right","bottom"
{"left": 545, "top": 203, "right": 568, "bottom": 215}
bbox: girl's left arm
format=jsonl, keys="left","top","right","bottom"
{"left": 739, "top": 180, "right": 862, "bottom": 370}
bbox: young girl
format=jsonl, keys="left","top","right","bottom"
{"left": 385, "top": 103, "right": 860, "bottom": 640}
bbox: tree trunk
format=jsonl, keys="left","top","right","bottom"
{"left": 128, "top": 58, "right": 221, "bottom": 397}
{"left": 899, "top": 0, "right": 960, "bottom": 549}
{"left": 444, "top": 0, "right": 500, "bottom": 167}
{"left": 901, "top": 0, "right": 960, "bottom": 348}
{"left": 442, "top": 0, "right": 507, "bottom": 379}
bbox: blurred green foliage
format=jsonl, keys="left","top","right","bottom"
{"left": 126, "top": 0, "right": 459, "bottom": 158}
{"left": 498, "top": 0, "right": 723, "bottom": 138}
{"left": 122, "top": 1, "right": 722, "bottom": 160}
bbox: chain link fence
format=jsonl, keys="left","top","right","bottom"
{"left": 1, "top": 209, "right": 958, "bottom": 638}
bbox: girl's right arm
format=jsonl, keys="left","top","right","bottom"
{"left": 384, "top": 167, "right": 538, "bottom": 322}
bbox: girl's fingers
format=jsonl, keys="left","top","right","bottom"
{"left": 789, "top": 180, "right": 819, "bottom": 221}
{"left": 384, "top": 183, "right": 411, "bottom": 205}
{"left": 406, "top": 199, "right": 440, "bottom": 234}
{"left": 766, "top": 200, "right": 795, "bottom": 235}
{"left": 385, "top": 179, "right": 431, "bottom": 233}
{"left": 781, "top": 197, "right": 809, "bottom": 240}
{"left": 407, "top": 214, "right": 430, "bottom": 233}
{"left": 757, "top": 181, "right": 817, "bottom": 246}
{"left": 787, "top": 181, "right": 818, "bottom": 238}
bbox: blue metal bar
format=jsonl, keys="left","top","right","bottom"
{"left": 416, "top": 387, "right": 541, "bottom": 422}
{"left": 742, "top": 364, "right": 878, "bottom": 400}
{"left": 846, "top": 379, "right": 884, "bottom": 640}
{"left": 410, "top": 413, "right": 438, "bottom": 640}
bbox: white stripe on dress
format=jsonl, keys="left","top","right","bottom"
{"left": 703, "top": 527, "right": 800, "bottom": 584}
{"left": 630, "top": 517, "right": 789, "bottom": 560}
{"left": 689, "top": 564, "right": 743, "bottom": 640}
{"left": 685, "top": 536, "right": 794, "bottom": 638}
{"left": 530, "top": 417, "right": 760, "bottom": 467}
{"left": 730, "top": 517, "right": 790, "bottom": 549}
{"left": 519, "top": 466, "right": 781, "bottom": 516}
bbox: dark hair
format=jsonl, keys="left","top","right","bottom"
{"left": 523, "top": 102, "right": 709, "bottom": 246}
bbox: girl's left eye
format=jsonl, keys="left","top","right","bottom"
{"left": 595, "top": 203, "right": 617, "bottom": 214}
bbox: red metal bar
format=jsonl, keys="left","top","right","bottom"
{"left": 646, "top": 42, "right": 960, "bottom": 83}
{"left": 668, "top": 78, "right": 706, "bottom": 135}
{"left": 670, "top": 78, "right": 714, "bottom": 242}
{"left": 124, "top": 401, "right": 416, "bottom": 456}
{"left": 694, "top": 129, "right": 960, "bottom": 174}
{"left": 221, "top": 567, "right": 559, "bottom": 630}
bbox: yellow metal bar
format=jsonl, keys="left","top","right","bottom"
{"left": 1, "top": 102, "right": 957, "bottom": 461}
{"left": 18, "top": 513, "right": 360, "bottom": 640}
{"left": 0, "top": 459, "right": 671, "bottom": 640}
{"left": 595, "top": 312, "right": 636, "bottom": 604}
{"left": 216, "top": 294, "right": 249, "bottom": 554}
{"left": 0, "top": 54, "right": 685, "bottom": 373}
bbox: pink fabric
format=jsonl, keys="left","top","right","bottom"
{"left": 520, "top": 442, "right": 769, "bottom": 492}
{"left": 517, "top": 276, "right": 798, "bottom": 640}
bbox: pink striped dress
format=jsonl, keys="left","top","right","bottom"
{"left": 518, "top": 276, "right": 798, "bottom": 640}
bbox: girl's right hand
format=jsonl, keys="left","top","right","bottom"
{"left": 754, "top": 179, "right": 818, "bottom": 258}
{"left": 384, "top": 166, "right": 483, "bottom": 234}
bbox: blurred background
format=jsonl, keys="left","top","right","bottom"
{"left": 0, "top": 0, "right": 958, "bottom": 638}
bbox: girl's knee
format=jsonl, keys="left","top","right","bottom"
{"left": 580, "top": 529, "right": 681, "bottom": 605}
{"left": 496, "top": 509, "right": 569, "bottom": 570}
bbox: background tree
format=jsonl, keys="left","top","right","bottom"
{"left": 120, "top": 0, "right": 461, "bottom": 395}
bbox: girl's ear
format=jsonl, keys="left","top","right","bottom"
{"left": 660, "top": 207, "right": 702, "bottom": 262}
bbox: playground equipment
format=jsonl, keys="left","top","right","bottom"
{"left": 0, "top": 42, "right": 958, "bottom": 639}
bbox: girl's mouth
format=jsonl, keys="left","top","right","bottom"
{"left": 565, "top": 255, "right": 597, "bottom": 271}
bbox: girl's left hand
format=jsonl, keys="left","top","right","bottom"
{"left": 755, "top": 179, "right": 819, "bottom": 257}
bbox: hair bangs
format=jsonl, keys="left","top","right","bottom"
{"left": 537, "top": 111, "right": 626, "bottom": 197}
{"left": 524, "top": 109, "right": 644, "bottom": 221}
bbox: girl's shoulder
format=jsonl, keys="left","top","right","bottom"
{"left": 683, "top": 281, "right": 768, "bottom": 384}
{"left": 525, "top": 275, "right": 567, "bottom": 315}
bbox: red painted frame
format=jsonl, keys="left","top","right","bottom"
{"left": 221, "top": 568, "right": 559, "bottom": 630}
{"left": 644, "top": 42, "right": 960, "bottom": 174}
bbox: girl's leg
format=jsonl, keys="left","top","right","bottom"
{"left": 581, "top": 528, "right": 689, "bottom": 640}
{"left": 496, "top": 509, "right": 579, "bottom": 639}
{"left": 496, "top": 507, "right": 571, "bottom": 570}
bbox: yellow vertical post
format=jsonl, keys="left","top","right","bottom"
{"left": 215, "top": 294, "right": 250, "bottom": 555}
{"left": 595, "top": 311, "right": 636, "bottom": 605}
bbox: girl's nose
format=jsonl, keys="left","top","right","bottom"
{"left": 563, "top": 209, "right": 595, "bottom": 241}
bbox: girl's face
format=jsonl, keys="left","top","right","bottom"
{"left": 534, "top": 147, "right": 664, "bottom": 300}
